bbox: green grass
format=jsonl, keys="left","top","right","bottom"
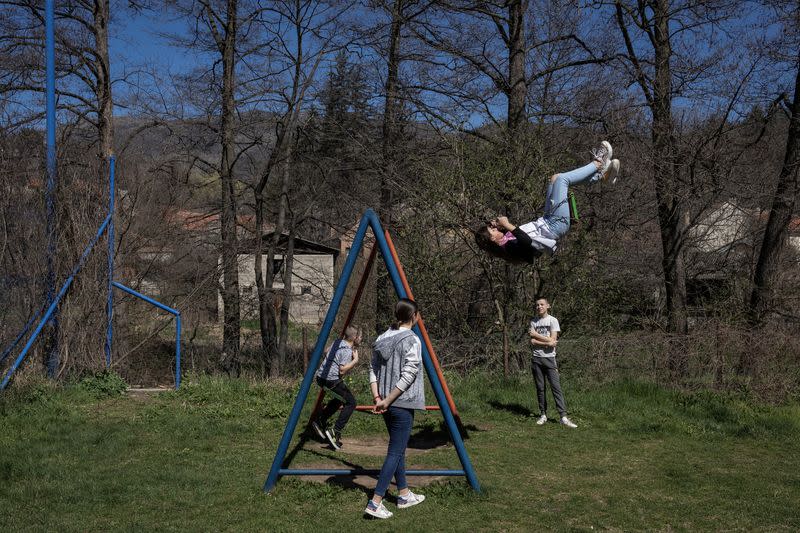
{"left": 240, "top": 320, "right": 318, "bottom": 345}
{"left": 2, "top": 373, "right": 799, "bottom": 531}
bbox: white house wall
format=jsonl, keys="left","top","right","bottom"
{"left": 218, "top": 253, "right": 334, "bottom": 325}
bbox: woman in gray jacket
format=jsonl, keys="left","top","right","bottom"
{"left": 364, "top": 298, "right": 427, "bottom": 519}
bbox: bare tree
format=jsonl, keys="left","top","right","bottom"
{"left": 0, "top": 0, "right": 117, "bottom": 379}
{"left": 251, "top": 0, "right": 350, "bottom": 375}
{"left": 612, "top": 0, "right": 740, "bottom": 339}
{"left": 749, "top": 0, "right": 800, "bottom": 324}
{"left": 0, "top": 0, "right": 115, "bottom": 168}
{"left": 162, "top": 0, "right": 273, "bottom": 369}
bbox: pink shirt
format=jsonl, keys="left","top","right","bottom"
{"left": 499, "top": 231, "right": 516, "bottom": 247}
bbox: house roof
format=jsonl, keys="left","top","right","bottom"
{"left": 756, "top": 211, "right": 800, "bottom": 233}
{"left": 239, "top": 232, "right": 340, "bottom": 256}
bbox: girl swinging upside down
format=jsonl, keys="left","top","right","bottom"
{"left": 475, "top": 141, "right": 621, "bottom": 264}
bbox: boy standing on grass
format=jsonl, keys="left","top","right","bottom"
{"left": 529, "top": 297, "right": 577, "bottom": 428}
{"left": 311, "top": 325, "right": 363, "bottom": 450}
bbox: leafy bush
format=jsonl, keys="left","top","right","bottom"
{"left": 77, "top": 370, "right": 128, "bottom": 398}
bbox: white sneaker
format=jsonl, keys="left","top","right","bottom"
{"left": 535, "top": 414, "right": 548, "bottom": 425}
{"left": 591, "top": 140, "right": 613, "bottom": 166}
{"left": 397, "top": 490, "right": 426, "bottom": 509}
{"left": 311, "top": 420, "right": 326, "bottom": 441}
{"left": 325, "top": 428, "right": 343, "bottom": 450}
{"left": 561, "top": 416, "right": 578, "bottom": 428}
{"left": 364, "top": 500, "right": 393, "bottom": 519}
{"left": 601, "top": 159, "right": 620, "bottom": 184}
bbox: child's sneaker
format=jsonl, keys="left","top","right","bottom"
{"left": 364, "top": 499, "right": 393, "bottom": 519}
{"left": 397, "top": 490, "right": 426, "bottom": 509}
{"left": 311, "top": 420, "right": 326, "bottom": 441}
{"left": 591, "top": 140, "right": 613, "bottom": 165}
{"left": 535, "top": 414, "right": 548, "bottom": 425}
{"left": 560, "top": 416, "right": 578, "bottom": 428}
{"left": 325, "top": 428, "right": 343, "bottom": 450}
{"left": 601, "top": 159, "right": 620, "bottom": 183}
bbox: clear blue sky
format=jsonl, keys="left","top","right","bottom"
{"left": 110, "top": 8, "right": 196, "bottom": 77}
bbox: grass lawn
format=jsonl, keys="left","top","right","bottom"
{"left": 1, "top": 373, "right": 799, "bottom": 532}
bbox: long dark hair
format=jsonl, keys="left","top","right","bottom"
{"left": 391, "top": 298, "right": 419, "bottom": 329}
{"left": 474, "top": 226, "right": 506, "bottom": 259}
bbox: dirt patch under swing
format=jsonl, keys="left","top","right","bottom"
{"left": 295, "top": 434, "right": 455, "bottom": 489}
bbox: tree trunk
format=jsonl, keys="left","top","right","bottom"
{"left": 254, "top": 123, "right": 289, "bottom": 377}
{"left": 615, "top": 0, "right": 689, "bottom": 338}
{"left": 651, "top": 0, "right": 688, "bottom": 337}
{"left": 263, "top": 139, "right": 293, "bottom": 376}
{"left": 254, "top": 190, "right": 271, "bottom": 377}
{"left": 253, "top": 0, "right": 325, "bottom": 375}
{"left": 277, "top": 222, "right": 296, "bottom": 371}
{"left": 94, "top": 0, "right": 113, "bottom": 163}
{"left": 378, "top": 0, "right": 403, "bottom": 322}
{"left": 503, "top": 263, "right": 514, "bottom": 377}
{"left": 219, "top": 0, "right": 241, "bottom": 365}
{"left": 749, "top": 57, "right": 800, "bottom": 325}
{"left": 502, "top": 311, "right": 510, "bottom": 378}
{"left": 507, "top": 0, "right": 527, "bottom": 134}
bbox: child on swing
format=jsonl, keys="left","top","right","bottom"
{"left": 475, "top": 141, "right": 621, "bottom": 263}
{"left": 311, "top": 325, "right": 363, "bottom": 451}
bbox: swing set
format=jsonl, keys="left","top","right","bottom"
{"left": 264, "top": 209, "right": 480, "bottom": 493}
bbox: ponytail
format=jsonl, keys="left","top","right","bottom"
{"left": 390, "top": 298, "right": 419, "bottom": 329}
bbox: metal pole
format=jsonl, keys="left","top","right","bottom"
{"left": 44, "top": 0, "right": 59, "bottom": 378}
{"left": 1, "top": 214, "right": 112, "bottom": 390}
{"left": 105, "top": 157, "right": 116, "bottom": 367}
{"left": 264, "top": 213, "right": 371, "bottom": 493}
{"left": 111, "top": 281, "right": 182, "bottom": 389}
{"left": 175, "top": 314, "right": 181, "bottom": 390}
{"left": 366, "top": 211, "right": 481, "bottom": 492}
{"left": 279, "top": 469, "right": 465, "bottom": 476}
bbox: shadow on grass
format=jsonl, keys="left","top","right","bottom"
{"left": 281, "top": 433, "right": 316, "bottom": 471}
{"left": 296, "top": 448, "right": 375, "bottom": 493}
{"left": 409, "top": 421, "right": 483, "bottom": 448}
{"left": 486, "top": 400, "right": 533, "bottom": 417}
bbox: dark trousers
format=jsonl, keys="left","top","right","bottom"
{"left": 316, "top": 377, "right": 356, "bottom": 434}
{"left": 532, "top": 357, "right": 567, "bottom": 417}
{"left": 374, "top": 406, "right": 415, "bottom": 497}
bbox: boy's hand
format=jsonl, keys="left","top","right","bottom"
{"left": 352, "top": 349, "right": 359, "bottom": 363}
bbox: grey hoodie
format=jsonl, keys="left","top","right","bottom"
{"left": 369, "top": 327, "right": 425, "bottom": 410}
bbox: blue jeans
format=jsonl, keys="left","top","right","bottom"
{"left": 374, "top": 406, "right": 415, "bottom": 497}
{"left": 543, "top": 162, "right": 599, "bottom": 238}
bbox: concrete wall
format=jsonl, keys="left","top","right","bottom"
{"left": 218, "top": 253, "right": 334, "bottom": 325}
{"left": 690, "top": 203, "right": 751, "bottom": 253}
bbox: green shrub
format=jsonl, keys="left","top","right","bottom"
{"left": 77, "top": 370, "right": 128, "bottom": 398}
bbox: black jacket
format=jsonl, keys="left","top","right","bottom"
{"left": 502, "top": 227, "right": 542, "bottom": 264}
